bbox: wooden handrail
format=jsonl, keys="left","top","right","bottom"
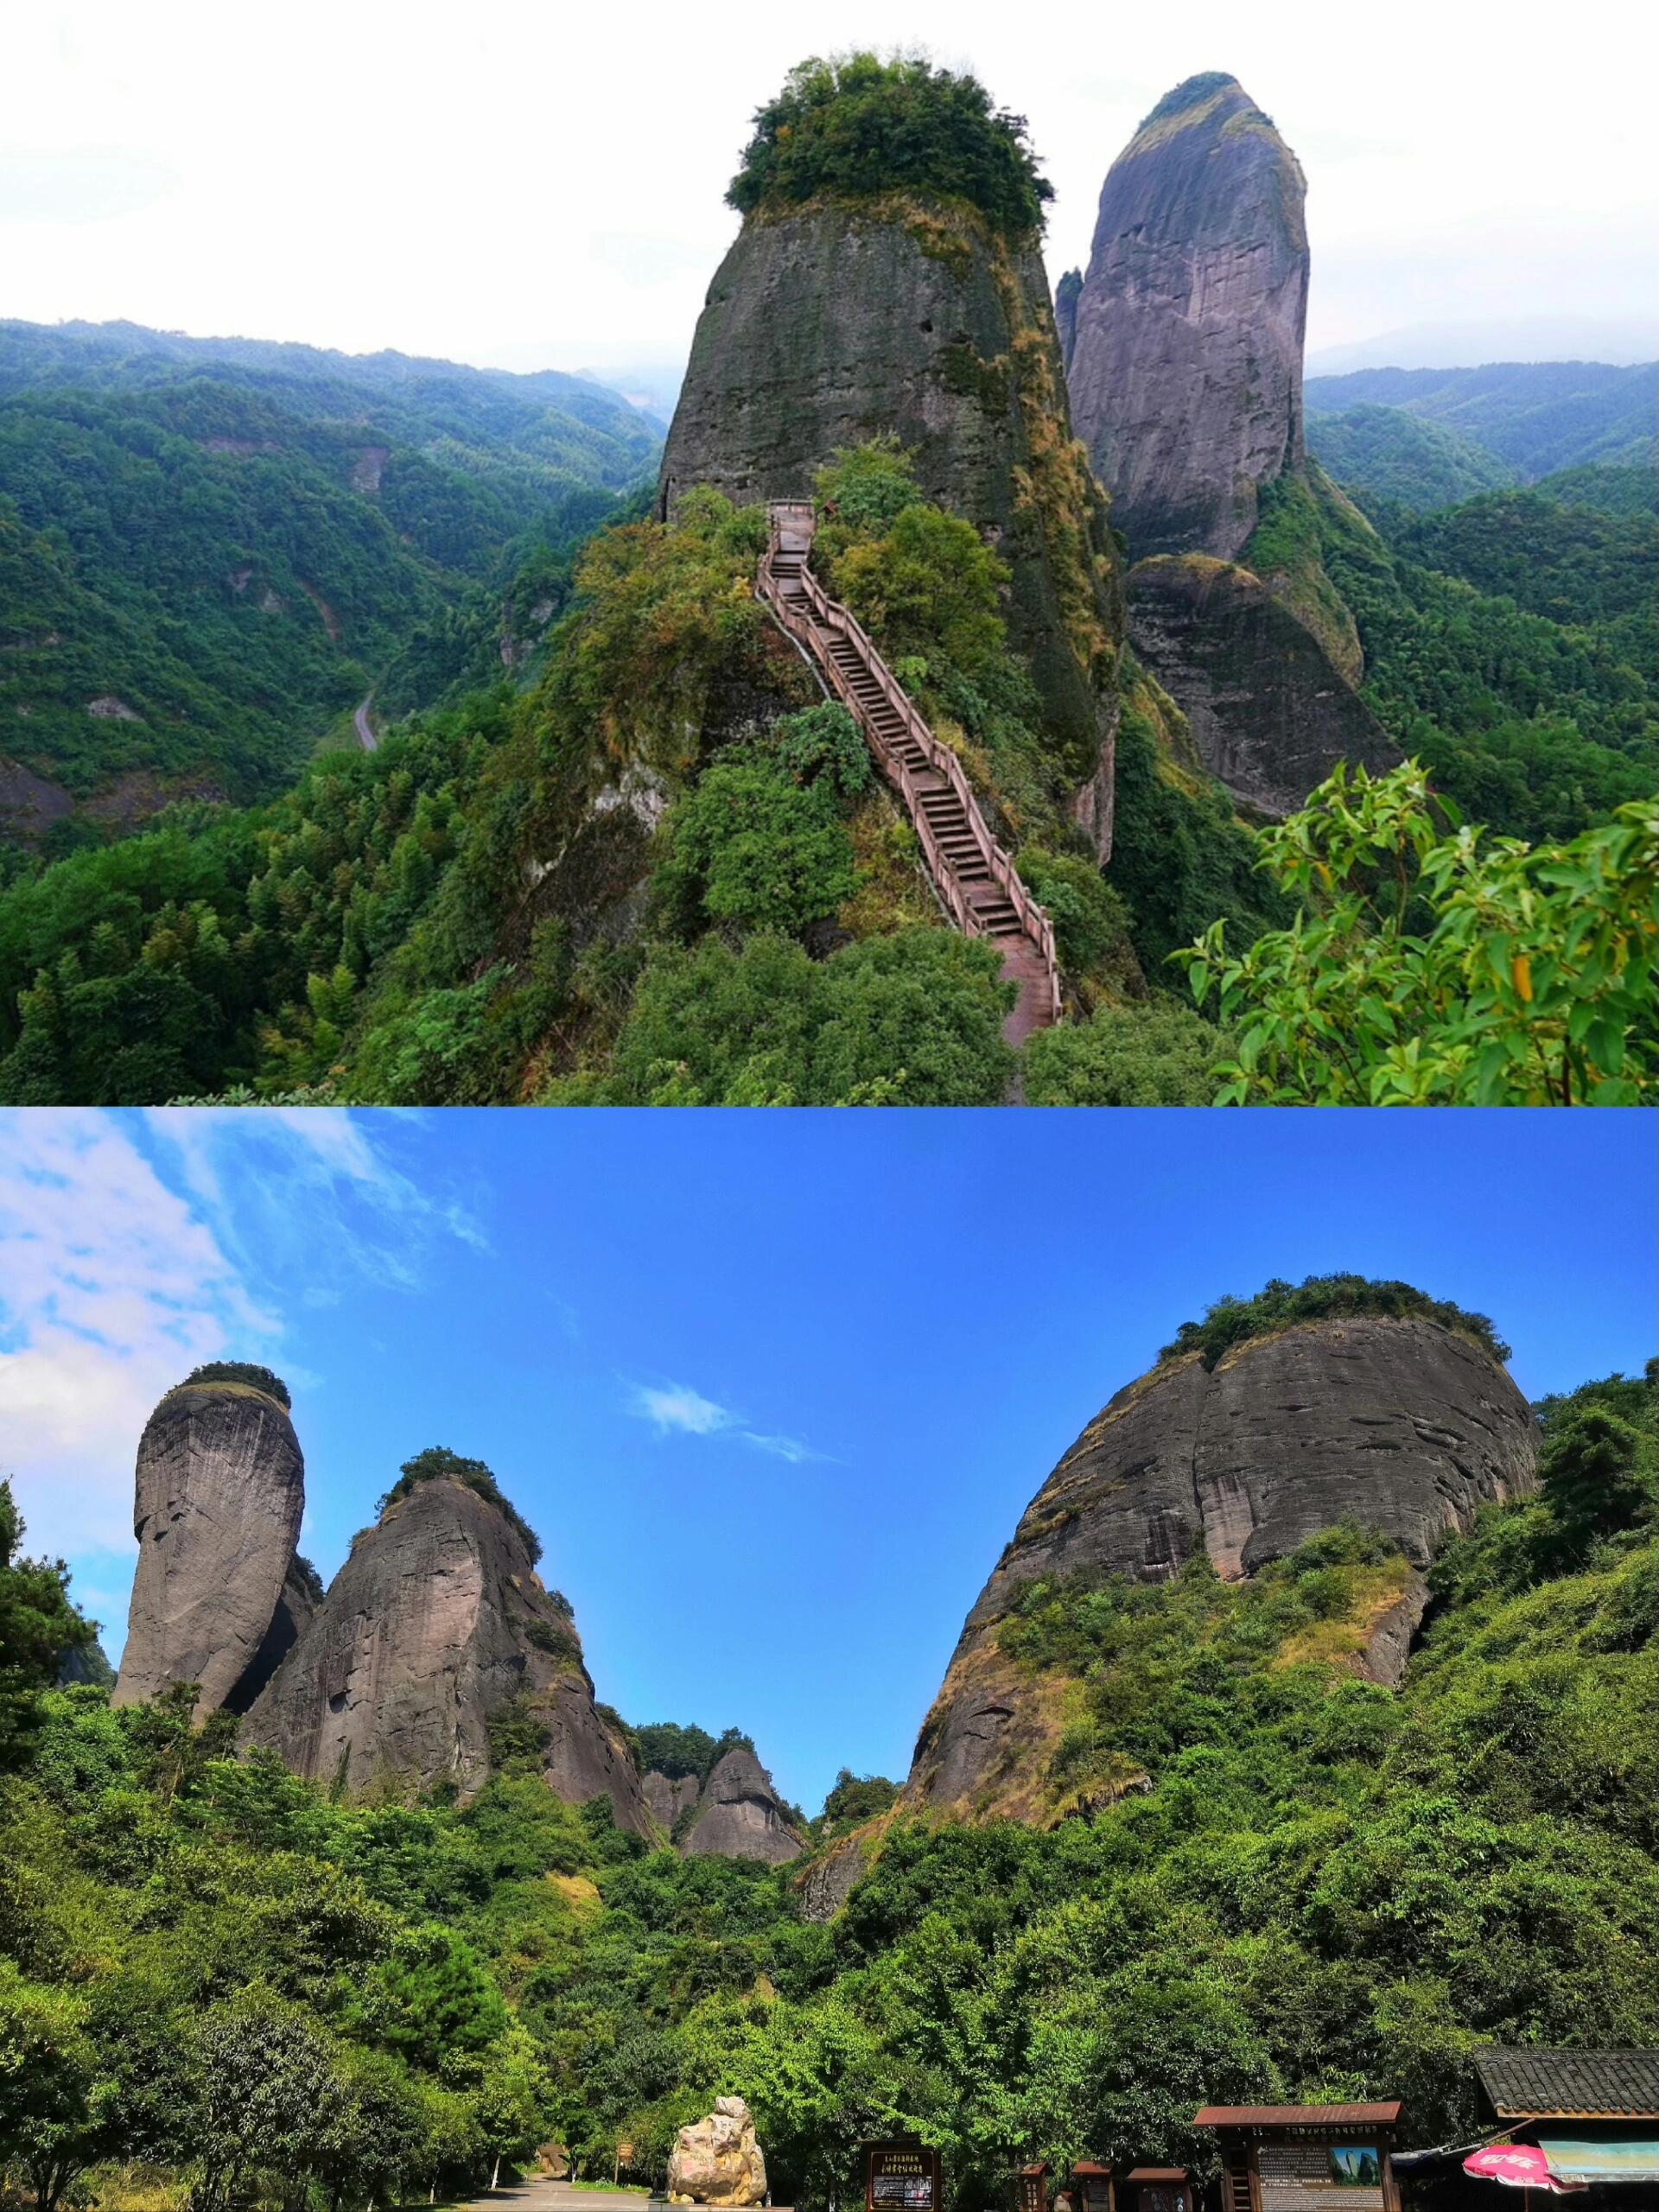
{"left": 756, "top": 506, "right": 1060, "bottom": 1019}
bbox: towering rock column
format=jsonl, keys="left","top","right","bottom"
{"left": 658, "top": 102, "right": 1124, "bottom": 849}
{"left": 242, "top": 1471, "right": 653, "bottom": 1828}
{"left": 1068, "top": 73, "right": 1310, "bottom": 561}
{"left": 113, "top": 1375, "right": 305, "bottom": 1717}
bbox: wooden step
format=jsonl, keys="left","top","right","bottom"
{"left": 760, "top": 503, "right": 1058, "bottom": 1039}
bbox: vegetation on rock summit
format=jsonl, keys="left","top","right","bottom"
{"left": 728, "top": 54, "right": 1052, "bottom": 238}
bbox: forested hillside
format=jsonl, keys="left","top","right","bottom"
{"left": 1305, "top": 405, "right": 1520, "bottom": 514}
{"left": 1303, "top": 360, "right": 1657, "bottom": 478}
{"left": 1, "top": 1363, "right": 1652, "bottom": 2209}
{"left": 0, "top": 321, "right": 659, "bottom": 833}
{"left": 0, "top": 75, "right": 1653, "bottom": 1109}
{"left": 0, "top": 441, "right": 1653, "bottom": 1109}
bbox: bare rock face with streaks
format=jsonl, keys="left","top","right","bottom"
{"left": 113, "top": 1381, "right": 304, "bottom": 1719}
{"left": 242, "top": 1475, "right": 651, "bottom": 1827}
{"left": 682, "top": 1745, "right": 803, "bottom": 1865}
{"left": 1069, "top": 74, "right": 1310, "bottom": 562}
{"left": 659, "top": 195, "right": 1123, "bottom": 851}
{"left": 1126, "top": 555, "right": 1399, "bottom": 817}
{"left": 642, "top": 1770, "right": 703, "bottom": 1830}
{"left": 906, "top": 1316, "right": 1536, "bottom": 1816}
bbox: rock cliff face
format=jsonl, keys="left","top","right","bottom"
{"left": 642, "top": 1769, "right": 703, "bottom": 1830}
{"left": 659, "top": 197, "right": 1122, "bottom": 835}
{"left": 113, "top": 1381, "right": 304, "bottom": 1719}
{"left": 682, "top": 1745, "right": 802, "bottom": 1864}
{"left": 1127, "top": 556, "right": 1399, "bottom": 816}
{"left": 906, "top": 1315, "right": 1536, "bottom": 1817}
{"left": 1054, "top": 268, "right": 1082, "bottom": 373}
{"left": 242, "top": 1476, "right": 651, "bottom": 1827}
{"left": 1069, "top": 75, "right": 1308, "bottom": 562}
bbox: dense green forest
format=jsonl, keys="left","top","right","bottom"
{"left": 1306, "top": 405, "right": 1520, "bottom": 514}
{"left": 2, "top": 1365, "right": 1653, "bottom": 2212}
{"left": 0, "top": 289, "right": 1653, "bottom": 1105}
{"left": 1256, "top": 461, "right": 1659, "bottom": 847}
{"left": 0, "top": 432, "right": 1653, "bottom": 1107}
{"left": 0, "top": 321, "right": 658, "bottom": 823}
{"left": 1303, "top": 360, "right": 1657, "bottom": 478}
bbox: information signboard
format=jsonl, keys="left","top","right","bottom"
{"left": 866, "top": 2145, "right": 944, "bottom": 2212}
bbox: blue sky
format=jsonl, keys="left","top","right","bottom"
{"left": 1, "top": 1107, "right": 1654, "bottom": 1814}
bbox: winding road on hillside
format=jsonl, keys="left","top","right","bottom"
{"left": 354, "top": 694, "right": 378, "bottom": 752}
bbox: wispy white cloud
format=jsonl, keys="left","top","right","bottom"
{"left": 0, "top": 1112, "right": 272, "bottom": 1575}
{"left": 0, "top": 1109, "right": 486, "bottom": 1659}
{"left": 632, "top": 1382, "right": 733, "bottom": 1437}
{"left": 626, "top": 1379, "right": 825, "bottom": 1465}
{"left": 143, "top": 1108, "right": 488, "bottom": 1285}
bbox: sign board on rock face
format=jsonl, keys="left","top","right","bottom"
{"left": 866, "top": 2145, "right": 944, "bottom": 2212}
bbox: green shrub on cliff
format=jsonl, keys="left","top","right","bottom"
{"left": 1158, "top": 1274, "right": 1511, "bottom": 1369}
{"left": 1178, "top": 761, "right": 1659, "bottom": 1104}
{"left": 728, "top": 54, "right": 1052, "bottom": 237}
{"left": 1021, "top": 1001, "right": 1225, "bottom": 1106}
{"left": 654, "top": 709, "right": 870, "bottom": 941}
{"left": 378, "top": 1448, "right": 543, "bottom": 1566}
{"left": 545, "top": 927, "right": 1013, "bottom": 1106}
{"left": 181, "top": 1363, "right": 292, "bottom": 1408}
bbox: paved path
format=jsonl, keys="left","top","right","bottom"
{"left": 354, "top": 693, "right": 378, "bottom": 753}
{"left": 447, "top": 2183, "right": 648, "bottom": 2212}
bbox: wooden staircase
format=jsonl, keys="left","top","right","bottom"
{"left": 757, "top": 501, "right": 1060, "bottom": 1045}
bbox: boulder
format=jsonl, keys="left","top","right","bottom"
{"left": 1126, "top": 554, "right": 1399, "bottom": 816}
{"left": 113, "top": 1380, "right": 304, "bottom": 1719}
{"left": 659, "top": 194, "right": 1122, "bottom": 838}
{"left": 668, "top": 2096, "right": 768, "bottom": 2208}
{"left": 1069, "top": 74, "right": 1310, "bottom": 561}
{"left": 907, "top": 1314, "right": 1536, "bottom": 1815}
{"left": 683, "top": 1746, "right": 802, "bottom": 1865}
{"left": 242, "top": 1475, "right": 651, "bottom": 1827}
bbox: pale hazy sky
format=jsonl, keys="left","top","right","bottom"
{"left": 4, "top": 0, "right": 1656, "bottom": 380}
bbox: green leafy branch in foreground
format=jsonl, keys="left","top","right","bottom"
{"left": 1176, "top": 761, "right": 1659, "bottom": 1105}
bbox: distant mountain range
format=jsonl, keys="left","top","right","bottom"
{"left": 0, "top": 318, "right": 664, "bottom": 835}
{"left": 1303, "top": 359, "right": 1656, "bottom": 482}
{"left": 1306, "top": 315, "right": 1659, "bottom": 372}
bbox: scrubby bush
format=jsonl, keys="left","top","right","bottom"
{"left": 553, "top": 926, "right": 1013, "bottom": 1105}
{"left": 1014, "top": 847, "right": 1140, "bottom": 985}
{"left": 1159, "top": 1274, "right": 1511, "bottom": 1369}
{"left": 658, "top": 751, "right": 858, "bottom": 938}
{"left": 728, "top": 53, "right": 1052, "bottom": 237}
{"left": 181, "top": 1363, "right": 291, "bottom": 1408}
{"left": 1022, "top": 1001, "right": 1225, "bottom": 1106}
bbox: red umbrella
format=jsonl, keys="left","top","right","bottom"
{"left": 1464, "top": 2145, "right": 1587, "bottom": 2194}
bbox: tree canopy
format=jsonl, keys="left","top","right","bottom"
{"left": 1159, "top": 1274, "right": 1512, "bottom": 1369}
{"left": 181, "top": 1363, "right": 292, "bottom": 1408}
{"left": 728, "top": 54, "right": 1052, "bottom": 237}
